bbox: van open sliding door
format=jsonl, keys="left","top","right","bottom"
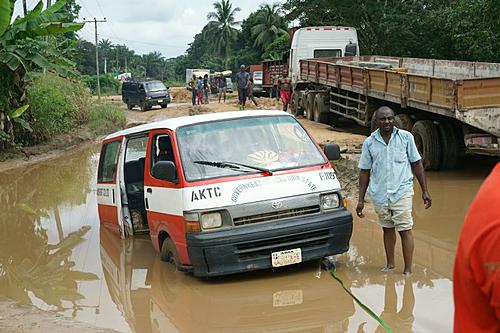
{"left": 97, "top": 137, "right": 127, "bottom": 238}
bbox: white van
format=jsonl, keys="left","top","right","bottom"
{"left": 96, "top": 110, "right": 353, "bottom": 277}
{"left": 289, "top": 26, "right": 360, "bottom": 84}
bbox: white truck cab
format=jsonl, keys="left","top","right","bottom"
{"left": 289, "top": 26, "right": 359, "bottom": 85}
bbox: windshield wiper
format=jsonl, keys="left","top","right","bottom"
{"left": 193, "top": 160, "right": 273, "bottom": 175}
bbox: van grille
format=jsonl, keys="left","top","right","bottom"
{"left": 233, "top": 205, "right": 320, "bottom": 227}
{"left": 235, "top": 229, "right": 330, "bottom": 260}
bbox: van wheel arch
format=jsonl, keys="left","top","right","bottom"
{"left": 159, "top": 232, "right": 181, "bottom": 268}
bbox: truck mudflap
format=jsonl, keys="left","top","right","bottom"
{"left": 186, "top": 209, "right": 353, "bottom": 277}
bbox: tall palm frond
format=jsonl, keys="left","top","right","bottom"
{"left": 251, "top": 3, "right": 288, "bottom": 51}
{"left": 206, "top": 0, "right": 241, "bottom": 67}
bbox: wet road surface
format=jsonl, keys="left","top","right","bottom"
{"left": 0, "top": 145, "right": 497, "bottom": 332}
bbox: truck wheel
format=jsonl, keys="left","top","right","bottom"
{"left": 126, "top": 101, "right": 133, "bottom": 110}
{"left": 161, "top": 238, "right": 181, "bottom": 269}
{"left": 161, "top": 103, "right": 168, "bottom": 108}
{"left": 370, "top": 112, "right": 378, "bottom": 132}
{"left": 290, "top": 92, "right": 299, "bottom": 115}
{"left": 313, "top": 93, "right": 329, "bottom": 123}
{"left": 394, "top": 114, "right": 413, "bottom": 132}
{"left": 140, "top": 102, "right": 146, "bottom": 112}
{"left": 436, "top": 121, "right": 459, "bottom": 169}
{"left": 411, "top": 120, "right": 442, "bottom": 170}
{"left": 305, "top": 93, "right": 316, "bottom": 120}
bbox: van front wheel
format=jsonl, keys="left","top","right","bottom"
{"left": 161, "top": 238, "right": 180, "bottom": 268}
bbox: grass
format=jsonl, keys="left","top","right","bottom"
{"left": 88, "top": 103, "right": 127, "bottom": 134}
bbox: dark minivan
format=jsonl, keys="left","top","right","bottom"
{"left": 122, "top": 80, "right": 171, "bottom": 111}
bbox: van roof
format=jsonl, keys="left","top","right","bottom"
{"left": 104, "top": 110, "right": 291, "bottom": 140}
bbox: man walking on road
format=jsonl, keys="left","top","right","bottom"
{"left": 356, "top": 106, "right": 432, "bottom": 276}
{"left": 236, "top": 64, "right": 249, "bottom": 110}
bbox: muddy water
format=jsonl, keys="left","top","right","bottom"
{"left": 0, "top": 147, "right": 496, "bottom": 333}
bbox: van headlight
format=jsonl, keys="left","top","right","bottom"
{"left": 320, "top": 193, "right": 340, "bottom": 211}
{"left": 201, "top": 212, "right": 222, "bottom": 229}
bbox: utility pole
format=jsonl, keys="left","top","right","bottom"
{"left": 83, "top": 18, "right": 107, "bottom": 101}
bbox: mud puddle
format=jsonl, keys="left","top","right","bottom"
{"left": 0, "top": 141, "right": 496, "bottom": 332}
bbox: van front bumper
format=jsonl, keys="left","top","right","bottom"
{"left": 146, "top": 96, "right": 171, "bottom": 106}
{"left": 186, "top": 209, "right": 352, "bottom": 277}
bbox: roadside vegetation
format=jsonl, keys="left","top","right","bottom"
{"left": 0, "top": 0, "right": 125, "bottom": 160}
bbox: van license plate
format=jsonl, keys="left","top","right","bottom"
{"left": 157, "top": 99, "right": 163, "bottom": 103}
{"left": 271, "top": 248, "right": 302, "bottom": 267}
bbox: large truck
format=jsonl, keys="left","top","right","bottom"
{"left": 185, "top": 68, "right": 210, "bottom": 90}
{"left": 262, "top": 26, "right": 359, "bottom": 98}
{"left": 294, "top": 56, "right": 500, "bottom": 169}
{"left": 248, "top": 64, "right": 264, "bottom": 96}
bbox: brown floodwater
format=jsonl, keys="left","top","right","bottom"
{"left": 0, "top": 146, "right": 497, "bottom": 333}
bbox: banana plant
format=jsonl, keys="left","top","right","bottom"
{"left": 0, "top": 0, "right": 84, "bottom": 147}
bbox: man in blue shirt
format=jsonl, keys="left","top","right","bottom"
{"left": 236, "top": 64, "right": 249, "bottom": 110}
{"left": 356, "top": 106, "right": 432, "bottom": 276}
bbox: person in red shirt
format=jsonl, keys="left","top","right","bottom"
{"left": 453, "top": 162, "right": 500, "bottom": 332}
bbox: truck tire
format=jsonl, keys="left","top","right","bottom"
{"left": 140, "top": 102, "right": 146, "bottom": 112}
{"left": 290, "top": 92, "right": 299, "bottom": 115}
{"left": 161, "top": 103, "right": 168, "bottom": 108}
{"left": 394, "top": 114, "right": 413, "bottom": 132}
{"left": 411, "top": 120, "right": 441, "bottom": 170}
{"left": 313, "top": 93, "right": 329, "bottom": 123}
{"left": 370, "top": 112, "right": 378, "bottom": 132}
{"left": 436, "top": 121, "right": 459, "bottom": 169}
{"left": 161, "top": 238, "right": 181, "bottom": 269}
{"left": 126, "top": 100, "right": 133, "bottom": 110}
{"left": 305, "top": 93, "right": 316, "bottom": 120}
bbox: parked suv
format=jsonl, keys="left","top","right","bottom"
{"left": 122, "top": 80, "right": 171, "bottom": 111}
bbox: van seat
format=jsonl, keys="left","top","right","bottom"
{"left": 124, "top": 160, "right": 144, "bottom": 194}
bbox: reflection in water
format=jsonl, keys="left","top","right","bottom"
{"left": 100, "top": 226, "right": 356, "bottom": 333}
{"left": 0, "top": 147, "right": 98, "bottom": 310}
{"left": 0, "top": 146, "right": 495, "bottom": 332}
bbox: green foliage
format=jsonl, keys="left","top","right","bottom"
{"left": 82, "top": 73, "right": 121, "bottom": 95}
{"left": 251, "top": 3, "right": 288, "bottom": 51}
{"left": 25, "top": 73, "right": 91, "bottom": 143}
{"left": 206, "top": 0, "right": 241, "bottom": 67}
{"left": 262, "top": 34, "right": 290, "bottom": 60}
{"left": 88, "top": 102, "right": 126, "bottom": 134}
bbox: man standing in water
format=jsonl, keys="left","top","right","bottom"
{"left": 356, "top": 106, "right": 431, "bottom": 276}
{"left": 236, "top": 64, "right": 249, "bottom": 110}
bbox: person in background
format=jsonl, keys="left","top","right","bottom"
{"left": 196, "top": 76, "right": 203, "bottom": 105}
{"left": 453, "top": 162, "right": 500, "bottom": 333}
{"left": 203, "top": 74, "right": 210, "bottom": 104}
{"left": 247, "top": 77, "right": 258, "bottom": 107}
{"left": 218, "top": 75, "right": 227, "bottom": 103}
{"left": 189, "top": 74, "right": 197, "bottom": 106}
{"left": 356, "top": 106, "right": 431, "bottom": 276}
{"left": 278, "top": 77, "right": 292, "bottom": 112}
{"left": 236, "top": 64, "right": 249, "bottom": 110}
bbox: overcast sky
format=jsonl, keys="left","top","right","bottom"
{"left": 15, "top": 0, "right": 284, "bottom": 58}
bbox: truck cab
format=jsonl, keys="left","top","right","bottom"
{"left": 289, "top": 26, "right": 359, "bottom": 85}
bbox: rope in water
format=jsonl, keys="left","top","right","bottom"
{"left": 325, "top": 260, "right": 394, "bottom": 333}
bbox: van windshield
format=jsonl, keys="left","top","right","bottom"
{"left": 176, "top": 115, "right": 326, "bottom": 181}
{"left": 145, "top": 81, "right": 166, "bottom": 92}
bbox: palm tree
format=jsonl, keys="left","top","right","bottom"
{"left": 251, "top": 3, "right": 288, "bottom": 51}
{"left": 206, "top": 0, "right": 241, "bottom": 67}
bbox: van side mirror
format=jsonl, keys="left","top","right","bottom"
{"left": 152, "top": 161, "right": 177, "bottom": 182}
{"left": 324, "top": 143, "right": 341, "bottom": 160}
{"left": 345, "top": 43, "right": 357, "bottom": 56}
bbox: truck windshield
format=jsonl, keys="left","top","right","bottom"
{"left": 314, "top": 49, "right": 342, "bottom": 58}
{"left": 145, "top": 81, "right": 166, "bottom": 92}
{"left": 176, "top": 115, "right": 326, "bottom": 181}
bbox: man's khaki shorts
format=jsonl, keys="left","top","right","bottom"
{"left": 374, "top": 191, "right": 414, "bottom": 231}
